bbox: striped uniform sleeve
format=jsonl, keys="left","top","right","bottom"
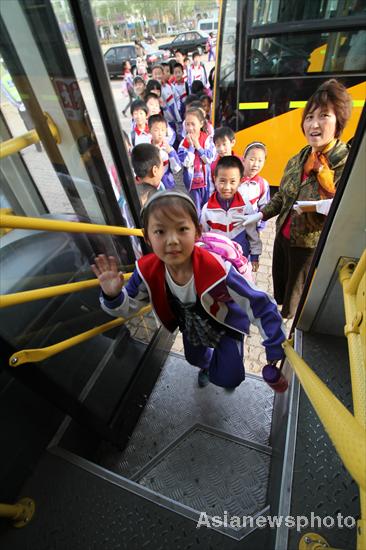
{"left": 197, "top": 135, "right": 215, "bottom": 165}
{"left": 99, "top": 268, "right": 150, "bottom": 319}
{"left": 200, "top": 203, "right": 210, "bottom": 231}
{"left": 225, "top": 266, "right": 286, "bottom": 361}
{"left": 178, "top": 141, "right": 195, "bottom": 168}
{"left": 168, "top": 149, "right": 182, "bottom": 173}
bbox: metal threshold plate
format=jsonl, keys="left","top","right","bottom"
{"left": 132, "top": 424, "right": 271, "bottom": 530}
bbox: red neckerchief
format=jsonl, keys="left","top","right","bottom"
{"left": 242, "top": 174, "right": 260, "bottom": 184}
{"left": 135, "top": 124, "right": 149, "bottom": 136}
{"left": 208, "top": 191, "right": 245, "bottom": 209}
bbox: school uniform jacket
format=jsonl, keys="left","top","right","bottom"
{"left": 177, "top": 134, "right": 215, "bottom": 192}
{"left": 200, "top": 191, "right": 262, "bottom": 257}
{"left": 100, "top": 246, "right": 286, "bottom": 362}
{"left": 159, "top": 146, "right": 182, "bottom": 190}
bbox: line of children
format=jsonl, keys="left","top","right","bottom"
{"left": 122, "top": 59, "right": 270, "bottom": 277}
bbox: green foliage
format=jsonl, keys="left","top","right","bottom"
{"left": 90, "top": 0, "right": 216, "bottom": 23}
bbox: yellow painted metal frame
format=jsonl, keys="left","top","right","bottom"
{"left": 0, "top": 112, "right": 60, "bottom": 159}
{"left": 0, "top": 498, "right": 35, "bottom": 528}
{"left": 9, "top": 305, "right": 152, "bottom": 367}
{"left": 0, "top": 273, "right": 132, "bottom": 308}
{"left": 284, "top": 249, "right": 366, "bottom": 550}
{"left": 1, "top": 214, "right": 148, "bottom": 365}
{"left": 0, "top": 214, "right": 144, "bottom": 237}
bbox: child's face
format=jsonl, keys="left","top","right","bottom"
{"left": 201, "top": 98, "right": 211, "bottom": 117}
{"left": 163, "top": 66, "right": 171, "bottom": 82}
{"left": 125, "top": 61, "right": 131, "bottom": 71}
{"left": 134, "top": 81, "right": 145, "bottom": 96}
{"left": 152, "top": 68, "right": 163, "bottom": 82}
{"left": 193, "top": 55, "right": 200, "bottom": 67}
{"left": 173, "top": 67, "right": 183, "bottom": 81}
{"left": 150, "top": 121, "right": 167, "bottom": 144}
{"left": 153, "top": 158, "right": 164, "bottom": 185}
{"left": 185, "top": 113, "right": 202, "bottom": 137}
{"left": 133, "top": 108, "right": 147, "bottom": 127}
{"left": 146, "top": 208, "right": 198, "bottom": 272}
{"left": 175, "top": 52, "right": 184, "bottom": 65}
{"left": 215, "top": 137, "right": 235, "bottom": 157}
{"left": 147, "top": 98, "right": 160, "bottom": 116}
{"left": 243, "top": 147, "right": 266, "bottom": 178}
{"left": 215, "top": 167, "right": 242, "bottom": 200}
{"left": 150, "top": 87, "right": 161, "bottom": 98}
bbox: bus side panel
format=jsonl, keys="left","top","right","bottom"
{"left": 233, "top": 82, "right": 365, "bottom": 186}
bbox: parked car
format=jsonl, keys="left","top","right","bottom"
{"left": 104, "top": 42, "right": 170, "bottom": 78}
{"left": 158, "top": 30, "right": 209, "bottom": 56}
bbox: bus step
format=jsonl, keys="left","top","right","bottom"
{"left": 0, "top": 447, "right": 270, "bottom": 549}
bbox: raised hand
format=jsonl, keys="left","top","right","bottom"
{"left": 91, "top": 254, "right": 124, "bottom": 298}
{"left": 190, "top": 134, "right": 201, "bottom": 150}
{"left": 162, "top": 138, "right": 172, "bottom": 153}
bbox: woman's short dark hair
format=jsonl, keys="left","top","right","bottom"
{"left": 301, "top": 79, "right": 352, "bottom": 138}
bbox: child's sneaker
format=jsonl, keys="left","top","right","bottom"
{"left": 198, "top": 368, "right": 210, "bottom": 387}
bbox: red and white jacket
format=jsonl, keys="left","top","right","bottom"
{"left": 238, "top": 175, "right": 270, "bottom": 214}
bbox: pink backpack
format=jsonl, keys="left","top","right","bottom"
{"left": 196, "top": 232, "right": 253, "bottom": 281}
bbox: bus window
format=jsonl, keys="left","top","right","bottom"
{"left": 250, "top": 0, "right": 365, "bottom": 25}
{"left": 215, "top": 0, "right": 366, "bottom": 184}
{"left": 247, "top": 29, "right": 366, "bottom": 77}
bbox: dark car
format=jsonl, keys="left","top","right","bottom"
{"left": 158, "top": 31, "right": 209, "bottom": 56}
{"left": 104, "top": 42, "right": 170, "bottom": 78}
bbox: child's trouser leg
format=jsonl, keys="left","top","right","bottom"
{"left": 183, "top": 332, "right": 213, "bottom": 369}
{"left": 189, "top": 188, "right": 206, "bottom": 218}
{"left": 183, "top": 332, "right": 245, "bottom": 388}
{"left": 209, "top": 334, "right": 245, "bottom": 388}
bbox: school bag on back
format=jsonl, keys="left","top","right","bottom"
{"left": 195, "top": 232, "right": 253, "bottom": 281}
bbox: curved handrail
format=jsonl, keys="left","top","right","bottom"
{"left": 9, "top": 305, "right": 152, "bottom": 367}
{"left": 0, "top": 273, "right": 132, "bottom": 308}
{"left": 0, "top": 214, "right": 144, "bottom": 237}
{"left": 0, "top": 112, "right": 61, "bottom": 159}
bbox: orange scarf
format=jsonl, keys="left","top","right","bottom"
{"left": 303, "top": 139, "right": 337, "bottom": 199}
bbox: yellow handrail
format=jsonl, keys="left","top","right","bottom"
{"left": 339, "top": 251, "right": 366, "bottom": 550}
{"left": 9, "top": 305, "right": 152, "bottom": 367}
{"left": 299, "top": 532, "right": 343, "bottom": 549}
{"left": 283, "top": 341, "right": 366, "bottom": 491}
{"left": 0, "top": 214, "right": 144, "bottom": 237}
{"left": 0, "top": 498, "right": 35, "bottom": 528}
{"left": 0, "top": 112, "right": 60, "bottom": 159}
{"left": 0, "top": 208, "right": 13, "bottom": 236}
{"left": 0, "top": 273, "right": 133, "bottom": 308}
{"left": 339, "top": 254, "right": 366, "bottom": 427}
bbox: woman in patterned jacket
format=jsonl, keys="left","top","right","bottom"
{"left": 242, "top": 79, "right": 352, "bottom": 318}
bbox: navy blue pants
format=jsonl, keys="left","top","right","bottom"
{"left": 183, "top": 332, "right": 245, "bottom": 388}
